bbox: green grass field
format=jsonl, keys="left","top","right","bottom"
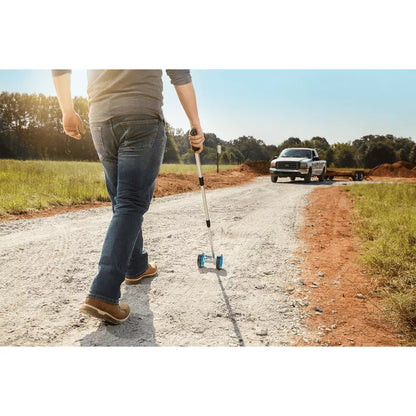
{"left": 347, "top": 183, "right": 416, "bottom": 339}
{"left": 0, "top": 160, "right": 237, "bottom": 216}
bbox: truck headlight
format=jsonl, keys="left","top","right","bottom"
{"left": 300, "top": 163, "right": 308, "bottom": 169}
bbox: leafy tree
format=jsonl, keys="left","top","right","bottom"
{"left": 310, "top": 136, "right": 330, "bottom": 150}
{"left": 310, "top": 136, "right": 330, "bottom": 159}
{"left": 409, "top": 145, "right": 416, "bottom": 165}
{"left": 220, "top": 147, "right": 244, "bottom": 164}
{"left": 284, "top": 137, "right": 302, "bottom": 147}
{"left": 396, "top": 148, "right": 408, "bottom": 162}
{"left": 163, "top": 128, "right": 182, "bottom": 163}
{"left": 332, "top": 143, "right": 357, "bottom": 168}
{"left": 363, "top": 141, "right": 396, "bottom": 168}
{"left": 393, "top": 137, "right": 414, "bottom": 155}
{"left": 324, "top": 147, "right": 334, "bottom": 167}
{"left": 231, "top": 136, "right": 270, "bottom": 161}
{"left": 265, "top": 144, "right": 279, "bottom": 160}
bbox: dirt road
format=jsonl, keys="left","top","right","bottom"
{"left": 0, "top": 177, "right": 327, "bottom": 346}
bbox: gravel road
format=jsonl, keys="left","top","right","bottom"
{"left": 0, "top": 176, "right": 327, "bottom": 346}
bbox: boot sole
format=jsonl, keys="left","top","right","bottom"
{"left": 80, "top": 304, "right": 129, "bottom": 325}
{"left": 125, "top": 271, "right": 158, "bottom": 285}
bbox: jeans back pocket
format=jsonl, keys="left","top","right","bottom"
{"left": 119, "top": 119, "right": 160, "bottom": 151}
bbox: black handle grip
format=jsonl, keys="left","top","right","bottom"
{"left": 190, "top": 128, "right": 199, "bottom": 152}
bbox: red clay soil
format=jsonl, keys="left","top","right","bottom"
{"left": 153, "top": 161, "right": 267, "bottom": 198}
{"left": 1, "top": 162, "right": 269, "bottom": 222}
{"left": 295, "top": 186, "right": 404, "bottom": 347}
{"left": 370, "top": 160, "right": 416, "bottom": 178}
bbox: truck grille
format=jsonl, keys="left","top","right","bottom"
{"left": 276, "top": 161, "right": 300, "bottom": 169}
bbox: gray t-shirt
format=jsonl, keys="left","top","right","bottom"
{"left": 51, "top": 69, "right": 192, "bottom": 123}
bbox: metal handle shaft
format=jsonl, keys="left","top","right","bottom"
{"left": 191, "top": 128, "right": 215, "bottom": 258}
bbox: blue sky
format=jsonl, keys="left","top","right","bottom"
{"left": 1, "top": 69, "right": 415, "bottom": 146}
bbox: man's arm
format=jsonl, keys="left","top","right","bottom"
{"left": 166, "top": 70, "right": 204, "bottom": 154}
{"left": 52, "top": 71, "right": 85, "bottom": 140}
{"left": 173, "top": 82, "right": 204, "bottom": 154}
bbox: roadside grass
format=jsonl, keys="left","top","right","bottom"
{"left": 347, "top": 183, "right": 416, "bottom": 340}
{"left": 0, "top": 160, "right": 109, "bottom": 216}
{"left": 0, "top": 160, "right": 237, "bottom": 216}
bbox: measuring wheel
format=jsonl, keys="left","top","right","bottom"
{"left": 197, "top": 253, "right": 205, "bottom": 268}
{"left": 216, "top": 255, "right": 224, "bottom": 270}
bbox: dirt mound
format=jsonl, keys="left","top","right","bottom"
{"left": 236, "top": 161, "right": 271, "bottom": 175}
{"left": 153, "top": 162, "right": 268, "bottom": 198}
{"left": 370, "top": 161, "right": 416, "bottom": 178}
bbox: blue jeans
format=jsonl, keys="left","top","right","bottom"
{"left": 89, "top": 114, "right": 167, "bottom": 304}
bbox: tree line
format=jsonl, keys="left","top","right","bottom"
{"left": 275, "top": 135, "right": 416, "bottom": 169}
{"left": 1, "top": 92, "right": 415, "bottom": 168}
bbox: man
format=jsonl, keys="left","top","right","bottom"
{"left": 52, "top": 69, "right": 204, "bottom": 324}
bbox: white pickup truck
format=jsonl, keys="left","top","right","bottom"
{"left": 270, "top": 148, "right": 327, "bottom": 183}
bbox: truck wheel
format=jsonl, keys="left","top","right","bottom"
{"left": 318, "top": 168, "right": 326, "bottom": 182}
{"left": 271, "top": 175, "right": 278, "bottom": 183}
{"left": 290, "top": 176, "right": 296, "bottom": 181}
{"left": 304, "top": 169, "right": 312, "bottom": 183}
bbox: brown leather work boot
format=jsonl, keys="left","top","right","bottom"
{"left": 124, "top": 263, "right": 158, "bottom": 285}
{"left": 80, "top": 297, "right": 130, "bottom": 324}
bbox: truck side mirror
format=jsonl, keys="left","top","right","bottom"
{"left": 313, "top": 156, "right": 319, "bottom": 161}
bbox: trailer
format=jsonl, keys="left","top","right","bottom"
{"left": 325, "top": 169, "right": 367, "bottom": 181}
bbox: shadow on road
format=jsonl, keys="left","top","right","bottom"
{"left": 199, "top": 266, "right": 245, "bottom": 347}
{"left": 272, "top": 180, "right": 335, "bottom": 186}
{"left": 79, "top": 277, "right": 157, "bottom": 346}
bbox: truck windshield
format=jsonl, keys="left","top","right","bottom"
{"left": 280, "top": 149, "right": 313, "bottom": 159}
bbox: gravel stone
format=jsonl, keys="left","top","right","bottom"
{"left": 256, "top": 328, "right": 268, "bottom": 336}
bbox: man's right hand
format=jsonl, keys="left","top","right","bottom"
{"left": 63, "top": 110, "right": 86, "bottom": 140}
{"left": 189, "top": 125, "right": 205, "bottom": 154}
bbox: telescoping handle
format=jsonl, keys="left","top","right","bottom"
{"left": 191, "top": 128, "right": 215, "bottom": 258}
{"left": 191, "top": 128, "right": 203, "bottom": 179}
{"left": 190, "top": 128, "right": 200, "bottom": 152}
